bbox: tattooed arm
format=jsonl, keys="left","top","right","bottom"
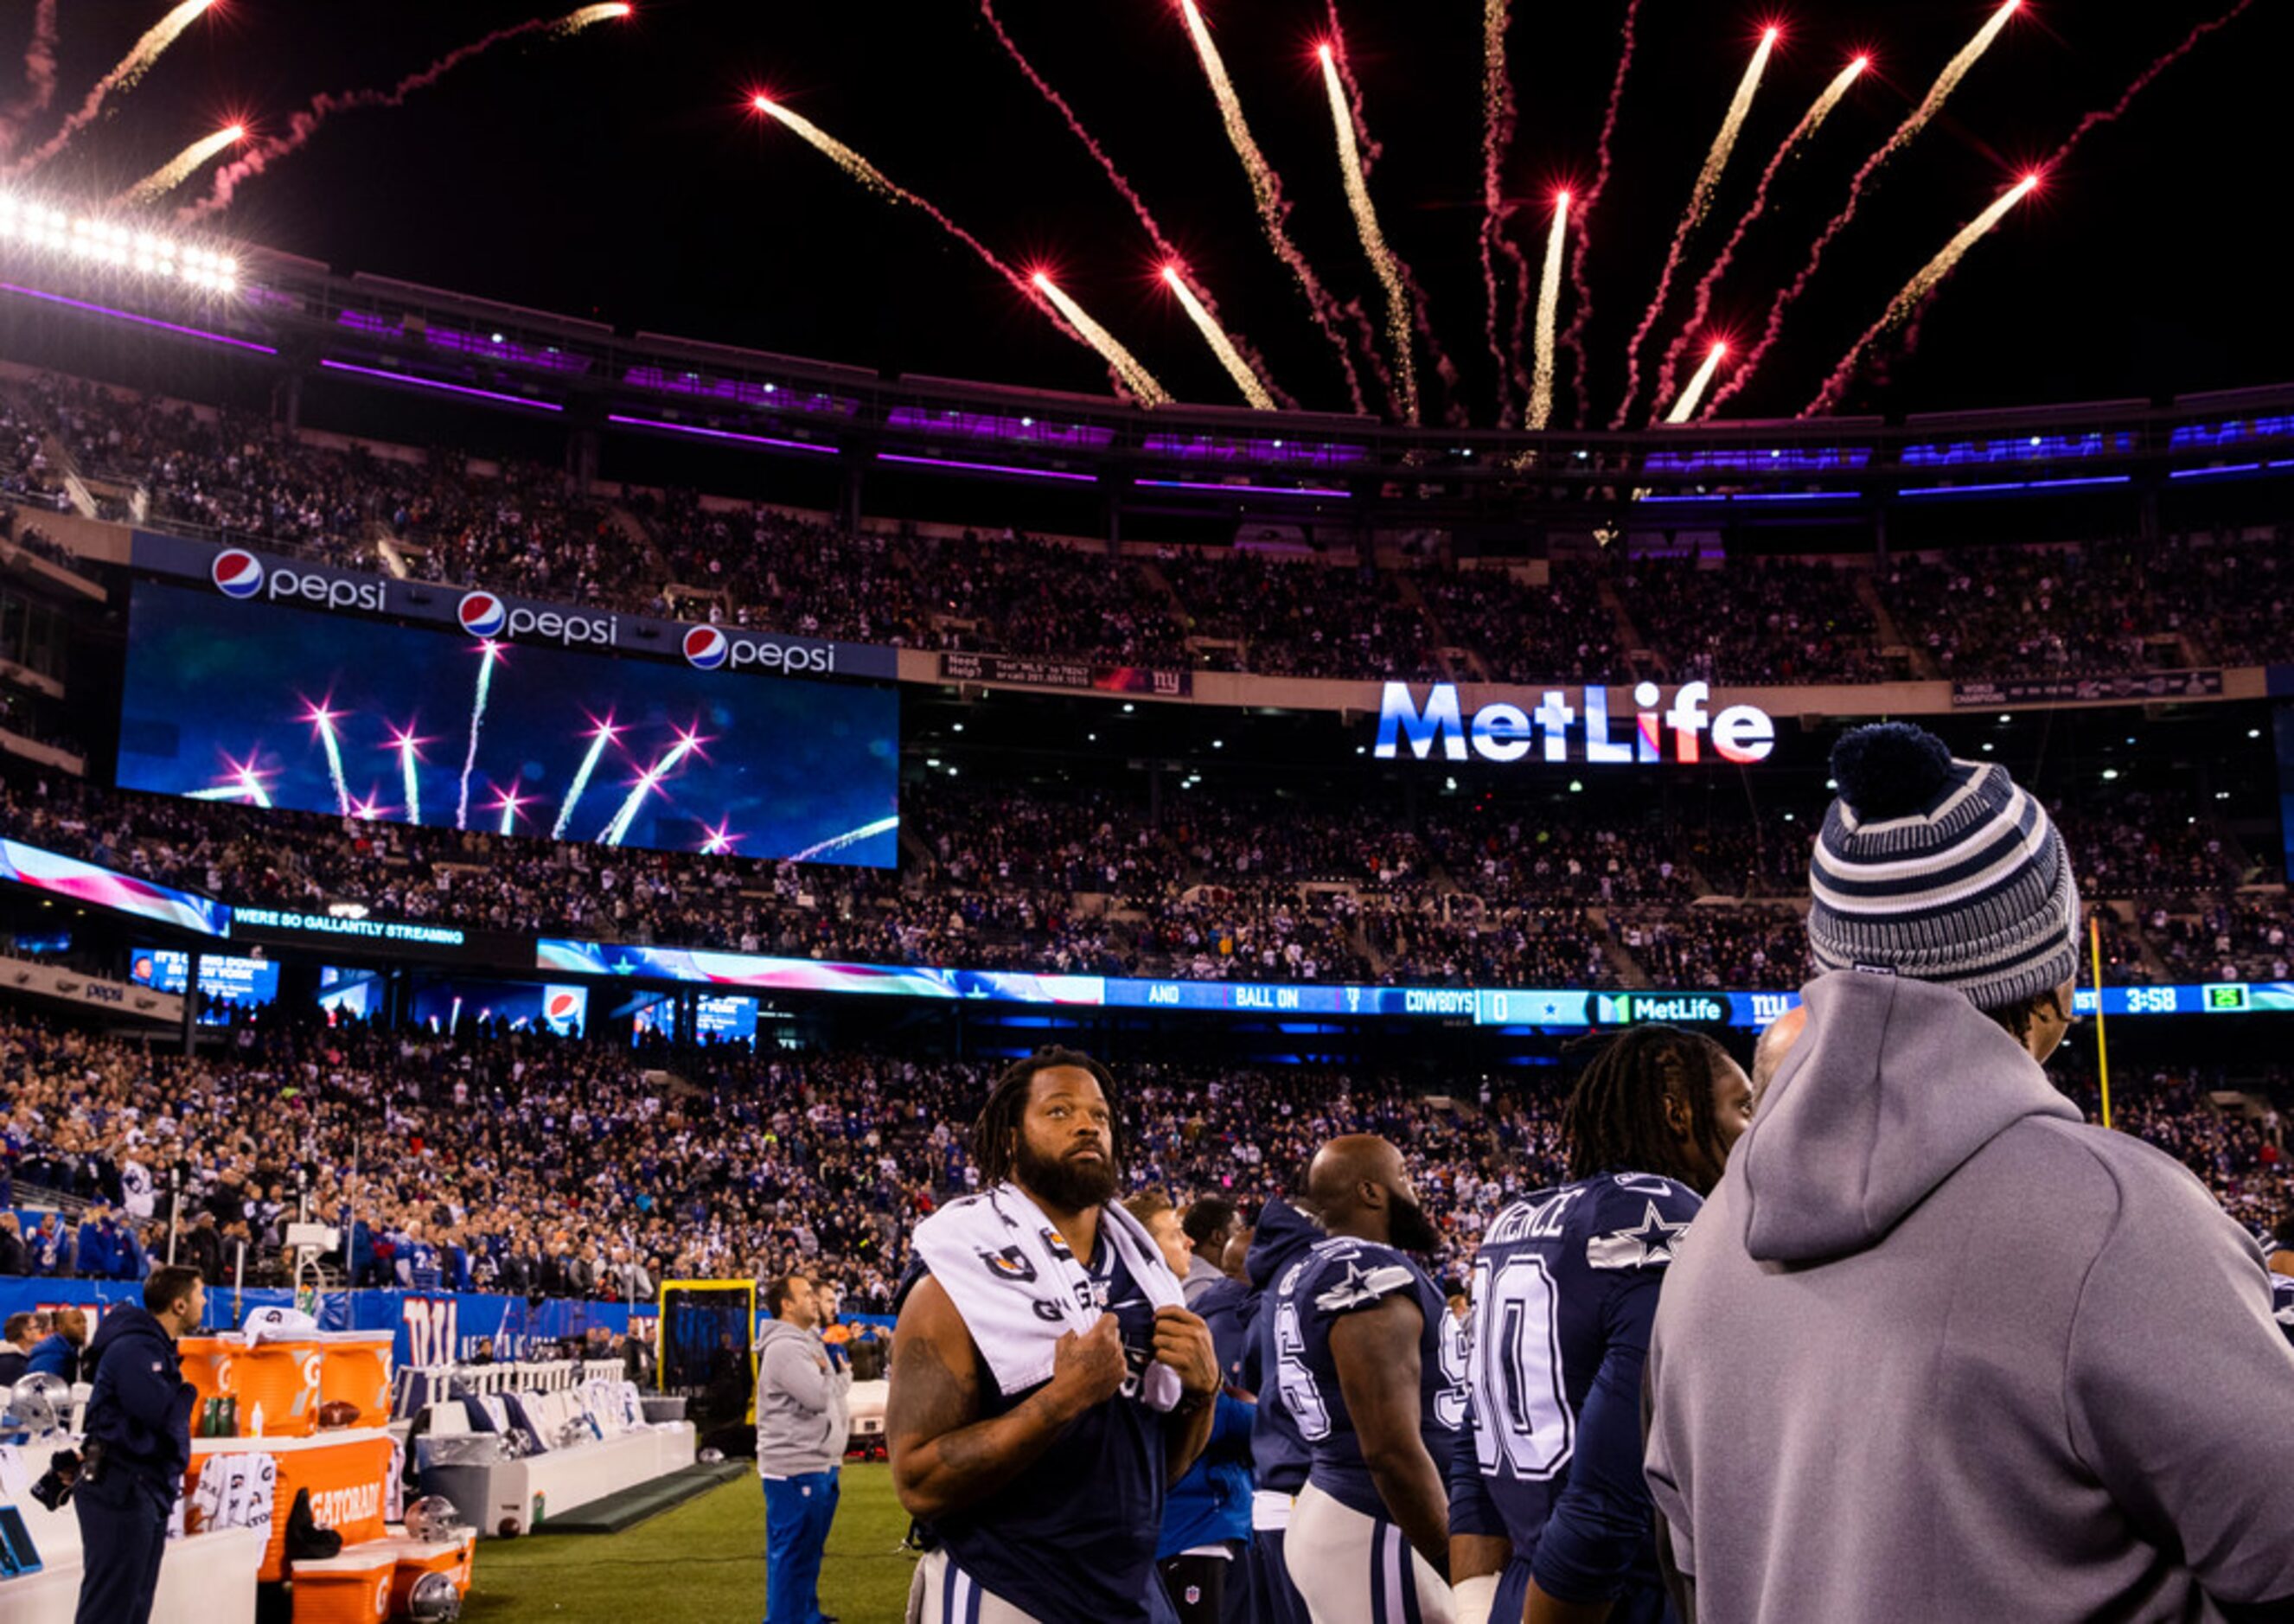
{"left": 886, "top": 1274, "right": 1128, "bottom": 1522}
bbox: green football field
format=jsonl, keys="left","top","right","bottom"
{"left": 463, "top": 1462, "right": 919, "bottom": 1623}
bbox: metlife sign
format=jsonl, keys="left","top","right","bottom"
{"left": 1372, "top": 681, "right": 1777, "bottom": 765}
{"left": 137, "top": 532, "right": 898, "bottom": 681}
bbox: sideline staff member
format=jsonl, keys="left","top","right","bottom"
{"left": 757, "top": 1273, "right": 851, "bottom": 1624}
{"left": 75, "top": 1266, "right": 203, "bottom": 1624}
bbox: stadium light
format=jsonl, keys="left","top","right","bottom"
{"left": 0, "top": 187, "right": 240, "bottom": 292}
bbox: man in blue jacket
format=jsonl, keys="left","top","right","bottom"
{"left": 75, "top": 1206, "right": 120, "bottom": 1282}
{"left": 26, "top": 1307, "right": 87, "bottom": 1384}
{"left": 1238, "top": 1200, "right": 1320, "bottom": 1624}
{"left": 1147, "top": 1202, "right": 1256, "bottom": 1624}
{"left": 74, "top": 1264, "right": 202, "bottom": 1624}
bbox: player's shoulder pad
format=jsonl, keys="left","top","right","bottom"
{"left": 1305, "top": 1237, "right": 1422, "bottom": 1315}
{"left": 1580, "top": 1173, "right": 1704, "bottom": 1272}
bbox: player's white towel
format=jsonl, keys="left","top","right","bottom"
{"left": 912, "top": 1181, "right": 1185, "bottom": 1409}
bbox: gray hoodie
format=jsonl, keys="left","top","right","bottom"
{"left": 1645, "top": 970, "right": 2294, "bottom": 1623}
{"left": 756, "top": 1317, "right": 851, "bottom": 1479}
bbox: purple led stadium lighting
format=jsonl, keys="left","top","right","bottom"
{"left": 877, "top": 452, "right": 1098, "bottom": 483}
{"left": 2167, "top": 463, "right": 2261, "bottom": 480}
{"left": 1142, "top": 432, "right": 1370, "bottom": 468}
{"left": 605, "top": 413, "right": 839, "bottom": 454}
{"left": 425, "top": 325, "right": 592, "bottom": 375}
{"left": 317, "top": 358, "right": 563, "bottom": 411}
{"left": 1134, "top": 478, "right": 1350, "bottom": 499}
{"left": 0, "top": 280, "right": 276, "bottom": 352}
{"left": 885, "top": 406, "right": 1115, "bottom": 452}
{"left": 623, "top": 366, "right": 857, "bottom": 418}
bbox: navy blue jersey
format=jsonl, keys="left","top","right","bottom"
{"left": 2274, "top": 1272, "right": 2294, "bottom": 1350}
{"left": 1241, "top": 1199, "right": 1321, "bottom": 1495}
{"left": 901, "top": 1230, "right": 1167, "bottom": 1624}
{"left": 1275, "top": 1237, "right": 1464, "bottom": 1521}
{"left": 1450, "top": 1173, "right": 1702, "bottom": 1614}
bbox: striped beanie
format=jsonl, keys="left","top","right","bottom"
{"left": 1806, "top": 722, "right": 2080, "bottom": 1010}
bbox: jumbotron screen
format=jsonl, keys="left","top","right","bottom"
{"left": 113, "top": 581, "right": 900, "bottom": 868}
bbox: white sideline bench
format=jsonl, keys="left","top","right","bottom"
{"left": 412, "top": 1380, "right": 695, "bottom": 1537}
{"left": 0, "top": 1442, "right": 263, "bottom": 1624}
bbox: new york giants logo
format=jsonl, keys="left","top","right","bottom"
{"left": 402, "top": 1297, "right": 459, "bottom": 1369}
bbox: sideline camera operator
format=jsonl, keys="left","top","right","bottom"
{"left": 73, "top": 1265, "right": 203, "bottom": 1624}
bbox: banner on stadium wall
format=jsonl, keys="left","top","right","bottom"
{"left": 1950, "top": 671, "right": 2223, "bottom": 707}
{"left": 228, "top": 903, "right": 534, "bottom": 968}
{"left": 0, "top": 1279, "right": 891, "bottom": 1370}
{"left": 130, "top": 530, "right": 899, "bottom": 681}
{"left": 0, "top": 834, "right": 229, "bottom": 937}
{"left": 939, "top": 650, "right": 1192, "bottom": 697}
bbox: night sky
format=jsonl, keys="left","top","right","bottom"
{"left": 10, "top": 0, "right": 2285, "bottom": 424}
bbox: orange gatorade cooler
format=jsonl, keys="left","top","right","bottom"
{"left": 236, "top": 1336, "right": 328, "bottom": 1437}
{"left": 317, "top": 1332, "right": 396, "bottom": 1430}
{"left": 187, "top": 1429, "right": 395, "bottom": 1582}
{"left": 289, "top": 1544, "right": 398, "bottom": 1624}
{"left": 376, "top": 1531, "right": 476, "bottom": 1612}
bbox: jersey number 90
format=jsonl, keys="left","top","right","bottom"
{"left": 1466, "top": 1253, "right": 1574, "bottom": 1480}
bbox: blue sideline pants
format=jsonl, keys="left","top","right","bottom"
{"left": 764, "top": 1467, "right": 840, "bottom": 1623}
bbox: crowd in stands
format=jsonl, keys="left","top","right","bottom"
{"left": 3, "top": 757, "right": 2278, "bottom": 992}
{"left": 0, "top": 1006, "right": 2284, "bottom": 1318}
{"left": 17, "top": 364, "right": 2294, "bottom": 687}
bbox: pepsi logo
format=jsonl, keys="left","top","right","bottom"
{"left": 457, "top": 591, "right": 508, "bottom": 637}
{"left": 682, "top": 625, "right": 728, "bottom": 670}
{"left": 546, "top": 991, "right": 579, "bottom": 1021}
{"left": 210, "top": 549, "right": 264, "bottom": 599}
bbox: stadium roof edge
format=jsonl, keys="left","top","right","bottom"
{"left": 348, "top": 270, "right": 614, "bottom": 334}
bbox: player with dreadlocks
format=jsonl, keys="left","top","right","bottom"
{"left": 1447, "top": 1026, "right": 1752, "bottom": 1624}
{"left": 890, "top": 1047, "right": 1221, "bottom": 1624}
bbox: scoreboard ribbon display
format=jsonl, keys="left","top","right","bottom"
{"left": 534, "top": 938, "right": 2294, "bottom": 1028}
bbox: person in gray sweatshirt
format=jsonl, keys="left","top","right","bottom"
{"left": 1644, "top": 721, "right": 2294, "bottom": 1624}
{"left": 758, "top": 1272, "right": 852, "bottom": 1624}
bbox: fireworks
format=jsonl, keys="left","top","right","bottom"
{"left": 1616, "top": 29, "right": 1777, "bottom": 427}
{"left": 1656, "top": 55, "right": 1865, "bottom": 414}
{"left": 1176, "top": 0, "right": 1371, "bottom": 415}
{"left": 118, "top": 124, "right": 245, "bottom": 208}
{"left": 1163, "top": 267, "right": 1275, "bottom": 409}
{"left": 786, "top": 815, "right": 902, "bottom": 865}
{"left": 1318, "top": 44, "right": 1415, "bottom": 424}
{"left": 1803, "top": 175, "right": 2038, "bottom": 416}
{"left": 0, "top": 0, "right": 60, "bottom": 156}
{"left": 385, "top": 721, "right": 427, "bottom": 827}
{"left": 553, "top": 712, "right": 621, "bottom": 839}
{"left": 1032, "top": 272, "right": 1171, "bottom": 407}
{"left": 455, "top": 641, "right": 505, "bottom": 832}
{"left": 699, "top": 818, "right": 741, "bottom": 856}
{"left": 599, "top": 725, "right": 705, "bottom": 847}
{"left": 6, "top": 0, "right": 215, "bottom": 178}
{"left": 1666, "top": 342, "right": 1730, "bottom": 424}
{"left": 192, "top": 751, "right": 272, "bottom": 809}
{"left": 1527, "top": 194, "right": 1570, "bottom": 431}
{"left": 1556, "top": 0, "right": 1644, "bottom": 426}
{"left": 183, "top": 5, "right": 631, "bottom": 220}
{"left": 303, "top": 698, "right": 353, "bottom": 817}
{"left": 489, "top": 781, "right": 531, "bottom": 836}
{"left": 751, "top": 99, "right": 1147, "bottom": 396}
{"left": 1479, "top": 0, "right": 1531, "bottom": 421}
{"left": 2042, "top": 1, "right": 2256, "bottom": 174}
{"left": 977, "top": 0, "right": 1287, "bottom": 409}
{"left": 1709, "top": 0, "right": 2022, "bottom": 417}
{"left": 558, "top": 3, "right": 631, "bottom": 33}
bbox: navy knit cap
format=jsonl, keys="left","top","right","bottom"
{"left": 1807, "top": 722, "right": 2080, "bottom": 1010}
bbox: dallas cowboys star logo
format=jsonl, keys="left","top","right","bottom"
{"left": 1585, "top": 1201, "right": 1692, "bottom": 1270}
{"left": 1313, "top": 1257, "right": 1416, "bottom": 1312}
